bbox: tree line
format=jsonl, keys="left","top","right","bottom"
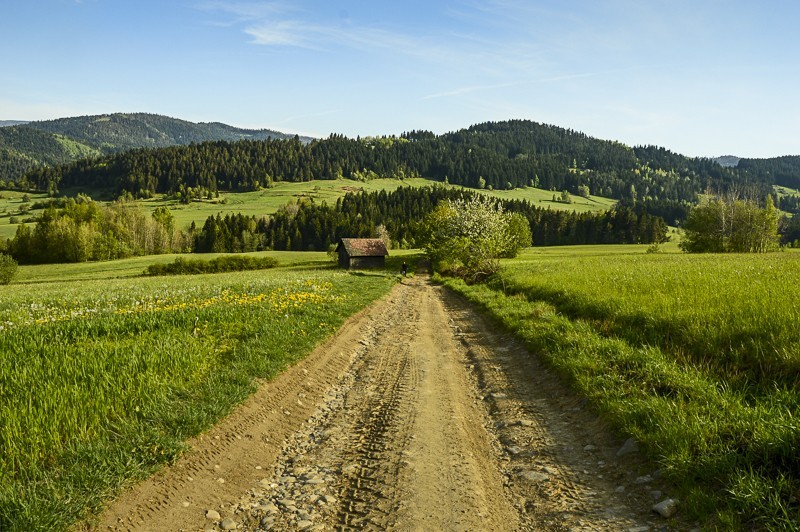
{"left": 192, "top": 186, "right": 668, "bottom": 254}
{"left": 777, "top": 194, "right": 800, "bottom": 214}
{"left": 2, "top": 186, "right": 668, "bottom": 265}
{"left": 0, "top": 126, "right": 98, "bottom": 191}
{"left": 10, "top": 184, "right": 796, "bottom": 265}
{"left": 2, "top": 196, "right": 189, "bottom": 264}
{"left": 737, "top": 156, "right": 800, "bottom": 190}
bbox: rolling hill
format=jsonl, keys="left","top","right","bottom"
{"left": 713, "top": 155, "right": 740, "bottom": 167}
{"left": 26, "top": 113, "right": 311, "bottom": 150}
{"left": 0, "top": 113, "right": 311, "bottom": 184}
{"left": 18, "top": 119, "right": 747, "bottom": 209}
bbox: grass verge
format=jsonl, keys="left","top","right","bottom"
{"left": 438, "top": 248, "right": 800, "bottom": 529}
{"left": 0, "top": 266, "right": 395, "bottom": 530}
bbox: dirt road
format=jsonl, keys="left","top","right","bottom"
{"left": 90, "top": 276, "right": 682, "bottom": 531}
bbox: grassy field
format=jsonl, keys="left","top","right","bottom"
{"left": 440, "top": 245, "right": 800, "bottom": 529}
{"left": 0, "top": 190, "right": 45, "bottom": 240}
{"left": 0, "top": 253, "right": 402, "bottom": 530}
{"left": 774, "top": 184, "right": 800, "bottom": 198}
{"left": 0, "top": 178, "right": 616, "bottom": 240}
{"left": 476, "top": 185, "right": 616, "bottom": 213}
{"left": 13, "top": 250, "right": 333, "bottom": 284}
{"left": 135, "top": 178, "right": 440, "bottom": 230}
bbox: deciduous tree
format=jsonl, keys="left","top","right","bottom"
{"left": 422, "top": 195, "right": 531, "bottom": 282}
{"left": 680, "top": 195, "right": 779, "bottom": 253}
{"left": 0, "top": 253, "right": 17, "bottom": 284}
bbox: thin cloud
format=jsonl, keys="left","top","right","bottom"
{"left": 244, "top": 20, "right": 315, "bottom": 47}
{"left": 422, "top": 71, "right": 612, "bottom": 101}
{"left": 194, "top": 0, "right": 294, "bottom": 30}
{"left": 423, "top": 82, "right": 523, "bottom": 100}
{"left": 198, "top": 1, "right": 576, "bottom": 88}
{"left": 195, "top": 1, "right": 290, "bottom": 20}
{"left": 243, "top": 17, "right": 462, "bottom": 68}
{"left": 197, "top": 0, "right": 477, "bottom": 65}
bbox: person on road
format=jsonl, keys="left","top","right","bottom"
{"left": 401, "top": 262, "right": 408, "bottom": 276}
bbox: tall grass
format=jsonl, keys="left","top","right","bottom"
{"left": 0, "top": 268, "right": 394, "bottom": 530}
{"left": 499, "top": 251, "right": 800, "bottom": 386}
{"left": 440, "top": 248, "right": 800, "bottom": 529}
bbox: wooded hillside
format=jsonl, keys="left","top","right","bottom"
{"left": 15, "top": 120, "right": 781, "bottom": 207}
{"left": 5, "top": 118, "right": 799, "bottom": 226}
{"left": 0, "top": 113, "right": 307, "bottom": 184}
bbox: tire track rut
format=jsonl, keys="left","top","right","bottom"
{"left": 333, "top": 289, "right": 419, "bottom": 530}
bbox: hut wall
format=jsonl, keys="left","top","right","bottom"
{"left": 349, "top": 256, "right": 385, "bottom": 269}
{"left": 337, "top": 249, "right": 349, "bottom": 269}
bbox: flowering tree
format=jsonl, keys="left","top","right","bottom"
{"left": 422, "top": 195, "right": 531, "bottom": 282}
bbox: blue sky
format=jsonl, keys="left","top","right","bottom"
{"left": 1, "top": 0, "right": 798, "bottom": 158}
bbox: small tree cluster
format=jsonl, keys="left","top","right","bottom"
{"left": 680, "top": 195, "right": 780, "bottom": 253}
{"left": 7, "top": 198, "right": 190, "bottom": 264}
{"left": 422, "top": 195, "right": 532, "bottom": 282}
{"left": 0, "top": 253, "right": 18, "bottom": 284}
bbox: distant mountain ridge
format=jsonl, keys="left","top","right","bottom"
{"left": 713, "top": 155, "right": 740, "bottom": 168}
{"left": 27, "top": 113, "right": 312, "bottom": 150}
{"left": 0, "top": 120, "right": 29, "bottom": 128}
{"left": 0, "top": 113, "right": 312, "bottom": 183}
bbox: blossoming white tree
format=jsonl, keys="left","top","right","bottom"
{"left": 422, "top": 195, "right": 531, "bottom": 281}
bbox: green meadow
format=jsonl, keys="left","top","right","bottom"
{"left": 441, "top": 245, "right": 800, "bottom": 529}
{"left": 475, "top": 184, "right": 617, "bottom": 213}
{"left": 13, "top": 250, "right": 332, "bottom": 284}
{"left": 0, "top": 191, "right": 45, "bottom": 241}
{"left": 0, "top": 252, "right": 399, "bottom": 530}
{"left": 3, "top": 236, "right": 799, "bottom": 529}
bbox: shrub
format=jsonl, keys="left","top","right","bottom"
{"left": 146, "top": 255, "right": 279, "bottom": 276}
{"left": 646, "top": 242, "right": 663, "bottom": 254}
{"left": 0, "top": 253, "right": 18, "bottom": 284}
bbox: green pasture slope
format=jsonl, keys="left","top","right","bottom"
{"left": 0, "top": 251, "right": 409, "bottom": 530}
{"left": 136, "top": 178, "right": 439, "bottom": 231}
{"left": 0, "top": 178, "right": 616, "bottom": 240}
{"left": 0, "top": 190, "right": 44, "bottom": 240}
{"left": 442, "top": 245, "right": 800, "bottom": 529}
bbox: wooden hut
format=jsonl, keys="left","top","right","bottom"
{"left": 336, "top": 238, "right": 388, "bottom": 269}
